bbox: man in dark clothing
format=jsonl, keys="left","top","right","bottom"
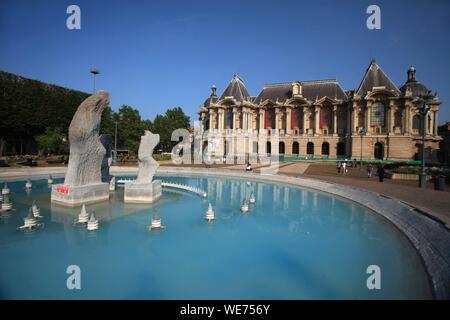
{"left": 377, "top": 165, "right": 385, "bottom": 182}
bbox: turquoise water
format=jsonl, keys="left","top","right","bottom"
{"left": 0, "top": 175, "right": 432, "bottom": 299}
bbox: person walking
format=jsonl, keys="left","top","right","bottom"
{"left": 367, "top": 163, "right": 372, "bottom": 178}
{"left": 342, "top": 161, "right": 347, "bottom": 175}
{"left": 336, "top": 161, "right": 341, "bottom": 174}
{"left": 377, "top": 165, "right": 385, "bottom": 182}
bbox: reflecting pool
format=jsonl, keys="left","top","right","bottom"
{"left": 0, "top": 175, "right": 432, "bottom": 299}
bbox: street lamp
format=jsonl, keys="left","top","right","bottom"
{"left": 114, "top": 114, "right": 123, "bottom": 163}
{"left": 90, "top": 68, "right": 100, "bottom": 94}
{"left": 416, "top": 91, "right": 433, "bottom": 188}
{"left": 358, "top": 128, "right": 366, "bottom": 170}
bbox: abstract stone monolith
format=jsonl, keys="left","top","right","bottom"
{"left": 51, "top": 91, "right": 110, "bottom": 206}
{"left": 136, "top": 131, "right": 160, "bottom": 183}
{"left": 64, "top": 91, "right": 109, "bottom": 185}
{"left": 124, "top": 130, "right": 162, "bottom": 203}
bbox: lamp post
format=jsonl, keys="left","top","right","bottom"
{"left": 90, "top": 68, "right": 100, "bottom": 94}
{"left": 358, "top": 128, "right": 366, "bottom": 170}
{"left": 114, "top": 121, "right": 118, "bottom": 163}
{"left": 114, "top": 114, "right": 123, "bottom": 163}
{"left": 416, "top": 91, "right": 433, "bottom": 188}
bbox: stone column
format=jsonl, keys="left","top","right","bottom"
{"left": 286, "top": 107, "right": 292, "bottom": 134}
{"left": 209, "top": 112, "right": 214, "bottom": 130}
{"left": 333, "top": 105, "right": 338, "bottom": 135}
{"left": 275, "top": 108, "right": 279, "bottom": 130}
{"left": 259, "top": 110, "right": 265, "bottom": 130}
{"left": 388, "top": 100, "right": 396, "bottom": 133}
{"left": 219, "top": 109, "right": 224, "bottom": 132}
{"left": 405, "top": 103, "right": 411, "bottom": 134}
{"left": 365, "top": 102, "right": 371, "bottom": 133}
{"left": 314, "top": 106, "right": 320, "bottom": 134}
{"left": 352, "top": 102, "right": 358, "bottom": 133}
{"left": 242, "top": 110, "right": 248, "bottom": 131}
{"left": 434, "top": 110, "right": 438, "bottom": 136}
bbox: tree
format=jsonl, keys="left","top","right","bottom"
{"left": 115, "top": 105, "right": 145, "bottom": 154}
{"left": 0, "top": 71, "right": 89, "bottom": 155}
{"left": 153, "top": 107, "right": 190, "bottom": 152}
{"left": 35, "top": 128, "right": 66, "bottom": 155}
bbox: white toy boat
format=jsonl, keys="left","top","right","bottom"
{"left": 205, "top": 203, "right": 215, "bottom": 222}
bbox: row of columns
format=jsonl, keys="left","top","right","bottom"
{"left": 351, "top": 101, "right": 439, "bottom": 136}
{"left": 206, "top": 106, "right": 339, "bottom": 135}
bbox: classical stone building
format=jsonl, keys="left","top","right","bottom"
{"left": 198, "top": 60, "right": 442, "bottom": 161}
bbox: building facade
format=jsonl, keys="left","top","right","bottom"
{"left": 198, "top": 60, "right": 442, "bottom": 161}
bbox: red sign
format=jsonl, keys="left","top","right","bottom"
{"left": 56, "top": 185, "right": 69, "bottom": 194}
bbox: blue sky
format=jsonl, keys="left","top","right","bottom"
{"left": 1, "top": 0, "right": 449, "bottom": 124}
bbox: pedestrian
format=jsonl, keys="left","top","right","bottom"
{"left": 353, "top": 158, "right": 357, "bottom": 168}
{"left": 367, "top": 163, "right": 372, "bottom": 178}
{"left": 377, "top": 165, "right": 385, "bottom": 182}
{"left": 336, "top": 161, "right": 341, "bottom": 174}
{"left": 342, "top": 161, "right": 347, "bottom": 175}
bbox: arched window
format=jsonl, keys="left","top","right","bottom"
{"left": 307, "top": 142, "right": 314, "bottom": 155}
{"left": 279, "top": 142, "right": 285, "bottom": 154}
{"left": 292, "top": 142, "right": 299, "bottom": 155}
{"left": 412, "top": 115, "right": 421, "bottom": 131}
{"left": 225, "top": 109, "right": 233, "bottom": 129}
{"left": 321, "top": 142, "right": 330, "bottom": 156}
{"left": 371, "top": 102, "right": 385, "bottom": 126}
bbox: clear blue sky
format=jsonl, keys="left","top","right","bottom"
{"left": 1, "top": 0, "right": 449, "bottom": 124}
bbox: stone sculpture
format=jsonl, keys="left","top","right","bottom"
{"left": 65, "top": 91, "right": 109, "bottom": 185}
{"left": 51, "top": 91, "right": 110, "bottom": 206}
{"left": 136, "top": 131, "right": 160, "bottom": 183}
{"left": 124, "top": 130, "right": 162, "bottom": 203}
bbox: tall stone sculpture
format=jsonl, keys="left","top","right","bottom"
{"left": 100, "top": 134, "right": 115, "bottom": 191}
{"left": 124, "top": 130, "right": 162, "bottom": 203}
{"left": 51, "top": 91, "right": 111, "bottom": 206}
{"left": 100, "top": 134, "right": 112, "bottom": 182}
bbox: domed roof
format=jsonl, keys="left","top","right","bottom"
{"left": 400, "top": 81, "right": 429, "bottom": 97}
{"left": 400, "top": 65, "right": 429, "bottom": 97}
